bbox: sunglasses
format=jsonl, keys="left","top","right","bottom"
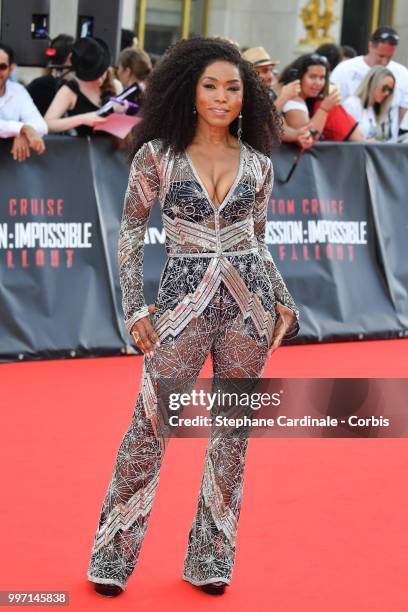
{"left": 373, "top": 32, "right": 400, "bottom": 43}
{"left": 382, "top": 85, "right": 394, "bottom": 94}
{"left": 308, "top": 53, "right": 329, "bottom": 64}
{"left": 0, "top": 62, "right": 10, "bottom": 71}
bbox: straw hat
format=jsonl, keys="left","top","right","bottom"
{"left": 242, "top": 46, "right": 279, "bottom": 67}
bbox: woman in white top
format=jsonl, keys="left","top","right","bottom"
{"left": 343, "top": 66, "right": 399, "bottom": 142}
{"left": 279, "top": 53, "right": 363, "bottom": 141}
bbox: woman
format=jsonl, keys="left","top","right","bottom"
{"left": 87, "top": 37, "right": 299, "bottom": 597}
{"left": 280, "top": 53, "right": 364, "bottom": 141}
{"left": 343, "top": 66, "right": 398, "bottom": 142}
{"left": 116, "top": 47, "right": 152, "bottom": 115}
{"left": 45, "top": 37, "right": 121, "bottom": 135}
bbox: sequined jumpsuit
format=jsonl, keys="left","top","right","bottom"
{"left": 87, "top": 138, "right": 300, "bottom": 589}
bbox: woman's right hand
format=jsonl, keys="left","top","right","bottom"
{"left": 320, "top": 90, "right": 341, "bottom": 112}
{"left": 80, "top": 112, "right": 108, "bottom": 127}
{"left": 130, "top": 304, "right": 160, "bottom": 357}
{"left": 279, "top": 80, "right": 301, "bottom": 104}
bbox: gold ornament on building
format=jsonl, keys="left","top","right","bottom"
{"left": 299, "top": 0, "right": 337, "bottom": 45}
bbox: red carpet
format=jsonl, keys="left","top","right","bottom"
{"left": 1, "top": 339, "right": 407, "bottom": 611}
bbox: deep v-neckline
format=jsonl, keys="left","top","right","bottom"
{"left": 185, "top": 142, "right": 243, "bottom": 212}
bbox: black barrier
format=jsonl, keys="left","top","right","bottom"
{"left": 0, "top": 137, "right": 407, "bottom": 362}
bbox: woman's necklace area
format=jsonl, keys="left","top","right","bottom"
{"left": 185, "top": 141, "right": 242, "bottom": 211}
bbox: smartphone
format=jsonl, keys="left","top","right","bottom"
{"left": 287, "top": 68, "right": 299, "bottom": 82}
{"left": 329, "top": 83, "right": 340, "bottom": 95}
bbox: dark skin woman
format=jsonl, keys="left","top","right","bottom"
{"left": 132, "top": 38, "right": 295, "bottom": 354}
{"left": 88, "top": 37, "right": 299, "bottom": 598}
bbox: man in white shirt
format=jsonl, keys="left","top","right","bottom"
{"left": 0, "top": 42, "right": 47, "bottom": 161}
{"left": 330, "top": 26, "right": 408, "bottom": 123}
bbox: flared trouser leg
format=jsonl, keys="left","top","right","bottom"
{"left": 88, "top": 318, "right": 217, "bottom": 589}
{"left": 87, "top": 384, "right": 165, "bottom": 589}
{"left": 183, "top": 284, "right": 270, "bottom": 585}
{"left": 87, "top": 312, "right": 215, "bottom": 589}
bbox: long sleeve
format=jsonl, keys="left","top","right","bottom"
{"left": 0, "top": 119, "right": 25, "bottom": 138}
{"left": 0, "top": 83, "right": 48, "bottom": 138}
{"left": 253, "top": 156, "right": 300, "bottom": 340}
{"left": 119, "top": 141, "right": 160, "bottom": 334}
{"left": 16, "top": 87, "right": 48, "bottom": 136}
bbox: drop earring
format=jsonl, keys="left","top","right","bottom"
{"left": 193, "top": 105, "right": 197, "bottom": 115}
{"left": 237, "top": 112, "right": 243, "bottom": 142}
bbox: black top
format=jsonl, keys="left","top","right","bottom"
{"left": 64, "top": 79, "right": 101, "bottom": 136}
{"left": 27, "top": 75, "right": 59, "bottom": 116}
{"left": 63, "top": 79, "right": 115, "bottom": 136}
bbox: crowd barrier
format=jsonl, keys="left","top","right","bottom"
{"left": 1, "top": 136, "right": 407, "bottom": 362}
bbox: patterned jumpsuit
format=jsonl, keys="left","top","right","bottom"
{"left": 87, "top": 138, "right": 300, "bottom": 589}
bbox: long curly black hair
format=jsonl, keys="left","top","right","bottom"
{"left": 132, "top": 37, "right": 282, "bottom": 156}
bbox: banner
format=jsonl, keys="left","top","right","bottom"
{"left": 0, "top": 138, "right": 407, "bottom": 362}
{"left": 270, "top": 143, "right": 404, "bottom": 342}
{"left": 0, "top": 137, "right": 127, "bottom": 361}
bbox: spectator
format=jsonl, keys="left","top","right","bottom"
{"left": 315, "top": 43, "right": 343, "bottom": 72}
{"left": 242, "top": 46, "right": 300, "bottom": 111}
{"left": 280, "top": 53, "right": 364, "bottom": 141}
{"left": 45, "top": 37, "right": 122, "bottom": 136}
{"left": 331, "top": 26, "right": 408, "bottom": 122}
{"left": 0, "top": 42, "right": 46, "bottom": 161}
{"left": 27, "top": 34, "right": 74, "bottom": 116}
{"left": 121, "top": 29, "right": 138, "bottom": 51}
{"left": 242, "top": 46, "right": 314, "bottom": 148}
{"left": 343, "top": 66, "right": 398, "bottom": 141}
{"left": 341, "top": 45, "right": 358, "bottom": 60}
{"left": 116, "top": 47, "right": 152, "bottom": 115}
{"left": 242, "top": 46, "right": 280, "bottom": 88}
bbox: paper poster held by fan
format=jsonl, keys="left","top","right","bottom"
{"left": 93, "top": 113, "right": 141, "bottom": 139}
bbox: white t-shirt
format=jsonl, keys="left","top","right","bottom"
{"left": 282, "top": 99, "right": 309, "bottom": 114}
{"left": 330, "top": 55, "right": 408, "bottom": 109}
{"left": 343, "top": 95, "right": 399, "bottom": 142}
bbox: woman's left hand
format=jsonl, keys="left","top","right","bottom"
{"left": 270, "top": 303, "right": 296, "bottom": 354}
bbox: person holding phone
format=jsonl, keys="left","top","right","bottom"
{"left": 279, "top": 53, "right": 364, "bottom": 142}
{"left": 242, "top": 46, "right": 315, "bottom": 148}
